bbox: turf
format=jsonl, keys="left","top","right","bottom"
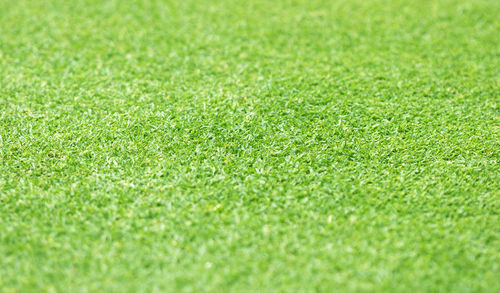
{"left": 0, "top": 0, "right": 499, "bottom": 292}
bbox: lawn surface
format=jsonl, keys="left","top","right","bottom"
{"left": 0, "top": 0, "right": 499, "bottom": 292}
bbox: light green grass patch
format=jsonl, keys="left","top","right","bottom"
{"left": 0, "top": 0, "right": 499, "bottom": 292}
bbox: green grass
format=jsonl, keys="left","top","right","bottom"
{"left": 0, "top": 0, "right": 499, "bottom": 291}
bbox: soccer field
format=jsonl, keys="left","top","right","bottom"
{"left": 0, "top": 0, "right": 498, "bottom": 291}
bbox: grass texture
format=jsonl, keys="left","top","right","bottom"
{"left": 0, "top": 0, "right": 499, "bottom": 292}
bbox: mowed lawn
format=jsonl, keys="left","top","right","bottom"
{"left": 0, "top": 0, "right": 498, "bottom": 291}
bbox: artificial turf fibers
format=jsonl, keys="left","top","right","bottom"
{"left": 0, "top": 0, "right": 499, "bottom": 291}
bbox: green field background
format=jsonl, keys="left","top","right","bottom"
{"left": 0, "top": 0, "right": 499, "bottom": 292}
